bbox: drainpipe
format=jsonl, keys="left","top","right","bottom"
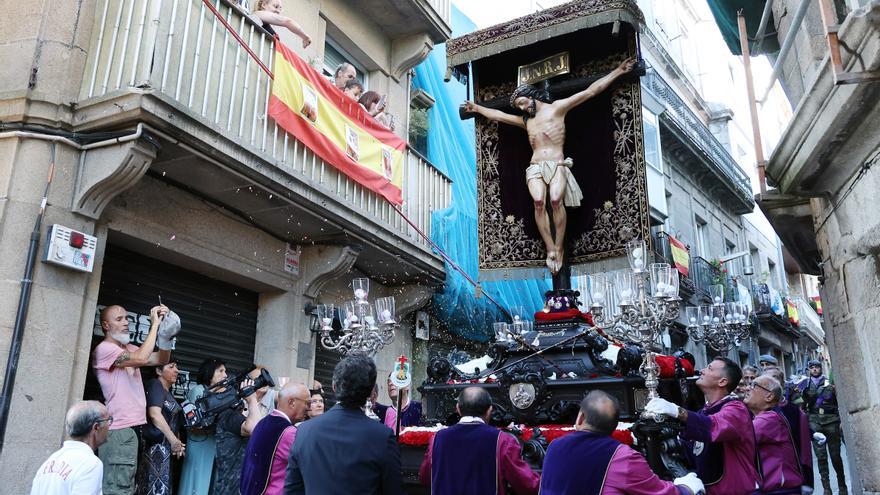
{"left": 758, "top": 0, "right": 812, "bottom": 103}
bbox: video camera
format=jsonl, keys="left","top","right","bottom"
{"left": 181, "top": 367, "right": 275, "bottom": 429}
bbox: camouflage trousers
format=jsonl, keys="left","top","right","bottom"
{"left": 810, "top": 414, "right": 846, "bottom": 493}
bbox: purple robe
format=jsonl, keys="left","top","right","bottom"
{"left": 540, "top": 430, "right": 688, "bottom": 495}
{"left": 240, "top": 410, "right": 294, "bottom": 495}
{"left": 681, "top": 396, "right": 761, "bottom": 495}
{"left": 384, "top": 400, "right": 422, "bottom": 433}
{"left": 419, "top": 421, "right": 539, "bottom": 495}
{"left": 754, "top": 410, "right": 803, "bottom": 494}
{"left": 776, "top": 400, "right": 813, "bottom": 488}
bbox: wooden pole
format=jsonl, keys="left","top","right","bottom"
{"left": 737, "top": 11, "right": 767, "bottom": 195}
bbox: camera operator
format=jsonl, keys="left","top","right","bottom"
{"left": 212, "top": 367, "right": 269, "bottom": 495}
{"left": 92, "top": 304, "right": 177, "bottom": 495}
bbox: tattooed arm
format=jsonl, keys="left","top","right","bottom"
{"left": 112, "top": 305, "right": 170, "bottom": 368}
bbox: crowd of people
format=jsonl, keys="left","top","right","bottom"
{"left": 30, "top": 304, "right": 420, "bottom": 495}
{"left": 30, "top": 301, "right": 846, "bottom": 495}
{"left": 235, "top": 1, "right": 396, "bottom": 132}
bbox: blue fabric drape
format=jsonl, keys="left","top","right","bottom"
{"left": 413, "top": 7, "right": 550, "bottom": 342}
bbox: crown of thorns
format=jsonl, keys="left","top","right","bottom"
{"left": 509, "top": 84, "right": 552, "bottom": 107}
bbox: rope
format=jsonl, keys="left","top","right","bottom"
{"left": 387, "top": 201, "right": 512, "bottom": 320}
{"left": 202, "top": 0, "right": 274, "bottom": 79}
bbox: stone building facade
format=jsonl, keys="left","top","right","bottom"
{"left": 0, "top": 0, "right": 451, "bottom": 491}
{"left": 758, "top": 0, "right": 880, "bottom": 492}
{"left": 636, "top": 0, "right": 822, "bottom": 371}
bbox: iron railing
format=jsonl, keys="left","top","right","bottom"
{"left": 643, "top": 72, "right": 755, "bottom": 209}
{"left": 691, "top": 256, "right": 721, "bottom": 301}
{"left": 427, "top": 0, "right": 451, "bottom": 25}
{"left": 652, "top": 232, "right": 695, "bottom": 295}
{"left": 79, "top": 0, "right": 452, "bottom": 254}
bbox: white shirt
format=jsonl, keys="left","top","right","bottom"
{"left": 31, "top": 441, "right": 103, "bottom": 495}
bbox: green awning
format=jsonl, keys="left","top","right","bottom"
{"left": 706, "top": 0, "right": 779, "bottom": 55}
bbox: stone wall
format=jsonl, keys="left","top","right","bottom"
{"left": 813, "top": 148, "right": 880, "bottom": 493}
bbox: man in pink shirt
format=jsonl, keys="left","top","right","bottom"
{"left": 240, "top": 382, "right": 311, "bottom": 495}
{"left": 746, "top": 375, "right": 803, "bottom": 494}
{"left": 540, "top": 390, "right": 705, "bottom": 495}
{"left": 647, "top": 357, "right": 762, "bottom": 495}
{"left": 92, "top": 304, "right": 172, "bottom": 495}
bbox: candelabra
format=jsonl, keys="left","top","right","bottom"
{"left": 684, "top": 284, "right": 752, "bottom": 354}
{"left": 315, "top": 278, "right": 398, "bottom": 356}
{"left": 586, "top": 239, "right": 681, "bottom": 417}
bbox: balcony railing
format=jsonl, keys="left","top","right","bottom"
{"left": 691, "top": 256, "right": 721, "bottom": 301}
{"left": 79, "top": 0, "right": 451, "bottom": 253}
{"left": 643, "top": 72, "right": 755, "bottom": 212}
{"left": 427, "top": 0, "right": 451, "bottom": 25}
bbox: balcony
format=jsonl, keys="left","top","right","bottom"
{"left": 651, "top": 232, "right": 695, "bottom": 297}
{"left": 690, "top": 256, "right": 721, "bottom": 302}
{"left": 354, "top": 0, "right": 451, "bottom": 43}
{"left": 752, "top": 284, "right": 797, "bottom": 336}
{"left": 75, "top": 0, "right": 452, "bottom": 283}
{"left": 794, "top": 297, "right": 825, "bottom": 346}
{"left": 642, "top": 72, "right": 755, "bottom": 215}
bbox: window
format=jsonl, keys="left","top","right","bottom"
{"left": 643, "top": 109, "right": 662, "bottom": 173}
{"left": 695, "top": 216, "right": 708, "bottom": 258}
{"left": 323, "top": 39, "right": 367, "bottom": 88}
{"left": 768, "top": 260, "right": 779, "bottom": 289}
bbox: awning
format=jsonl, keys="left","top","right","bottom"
{"left": 706, "top": 0, "right": 779, "bottom": 55}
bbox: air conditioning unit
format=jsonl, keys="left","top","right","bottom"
{"left": 41, "top": 224, "right": 98, "bottom": 272}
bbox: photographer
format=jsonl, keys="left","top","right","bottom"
{"left": 212, "top": 368, "right": 269, "bottom": 495}
{"left": 92, "top": 304, "right": 177, "bottom": 495}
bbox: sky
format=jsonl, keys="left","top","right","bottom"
{"left": 452, "top": 0, "right": 570, "bottom": 28}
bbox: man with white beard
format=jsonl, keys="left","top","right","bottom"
{"left": 91, "top": 304, "right": 174, "bottom": 494}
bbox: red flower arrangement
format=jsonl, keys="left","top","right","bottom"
{"left": 399, "top": 423, "right": 634, "bottom": 447}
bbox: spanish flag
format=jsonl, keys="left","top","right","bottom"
{"left": 786, "top": 298, "right": 800, "bottom": 326}
{"left": 268, "top": 41, "right": 405, "bottom": 204}
{"left": 668, "top": 235, "right": 690, "bottom": 277}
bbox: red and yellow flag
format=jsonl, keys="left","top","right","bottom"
{"left": 786, "top": 299, "right": 800, "bottom": 326}
{"left": 668, "top": 235, "right": 690, "bottom": 277}
{"left": 268, "top": 42, "right": 405, "bottom": 204}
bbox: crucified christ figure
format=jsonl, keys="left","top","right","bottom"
{"left": 466, "top": 57, "right": 637, "bottom": 274}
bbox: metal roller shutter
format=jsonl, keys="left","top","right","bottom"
{"left": 83, "top": 244, "right": 259, "bottom": 401}
{"left": 313, "top": 343, "right": 343, "bottom": 402}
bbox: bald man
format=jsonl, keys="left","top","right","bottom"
{"left": 745, "top": 375, "right": 803, "bottom": 493}
{"left": 540, "top": 391, "right": 704, "bottom": 495}
{"left": 419, "top": 386, "right": 539, "bottom": 495}
{"left": 240, "top": 383, "right": 311, "bottom": 495}
{"left": 91, "top": 304, "right": 170, "bottom": 495}
{"left": 31, "top": 401, "right": 110, "bottom": 495}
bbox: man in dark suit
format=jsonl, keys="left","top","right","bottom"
{"left": 283, "top": 352, "right": 402, "bottom": 495}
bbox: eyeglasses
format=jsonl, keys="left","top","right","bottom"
{"left": 750, "top": 382, "right": 772, "bottom": 394}
{"left": 95, "top": 416, "right": 114, "bottom": 427}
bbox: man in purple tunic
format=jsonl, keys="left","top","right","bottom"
{"left": 540, "top": 390, "right": 705, "bottom": 495}
{"left": 647, "top": 357, "right": 761, "bottom": 495}
{"left": 745, "top": 375, "right": 803, "bottom": 494}
{"left": 418, "top": 387, "right": 539, "bottom": 495}
{"left": 763, "top": 367, "right": 814, "bottom": 493}
{"left": 240, "top": 382, "right": 311, "bottom": 495}
{"left": 384, "top": 375, "right": 422, "bottom": 434}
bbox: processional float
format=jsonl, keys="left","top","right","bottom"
{"left": 404, "top": 0, "right": 726, "bottom": 487}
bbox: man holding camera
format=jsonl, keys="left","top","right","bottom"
{"left": 92, "top": 304, "right": 176, "bottom": 495}
{"left": 212, "top": 368, "right": 269, "bottom": 495}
